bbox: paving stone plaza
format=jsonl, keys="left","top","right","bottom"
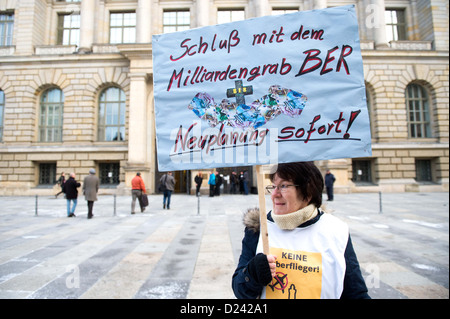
{"left": 0, "top": 192, "right": 448, "bottom": 299}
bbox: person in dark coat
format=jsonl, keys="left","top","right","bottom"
{"left": 214, "top": 172, "right": 222, "bottom": 196}
{"left": 325, "top": 170, "right": 336, "bottom": 201}
{"left": 230, "top": 171, "right": 238, "bottom": 194}
{"left": 242, "top": 170, "right": 249, "bottom": 195}
{"left": 239, "top": 171, "right": 244, "bottom": 194}
{"left": 194, "top": 172, "right": 203, "bottom": 196}
{"left": 63, "top": 172, "right": 81, "bottom": 217}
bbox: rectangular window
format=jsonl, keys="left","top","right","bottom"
{"left": 39, "top": 89, "right": 64, "bottom": 142}
{"left": 0, "top": 12, "right": 14, "bottom": 46}
{"left": 57, "top": 13, "right": 80, "bottom": 46}
{"left": 352, "top": 160, "right": 372, "bottom": 183}
{"left": 217, "top": 9, "right": 245, "bottom": 24}
{"left": 385, "top": 9, "right": 406, "bottom": 42}
{"left": 415, "top": 159, "right": 433, "bottom": 182}
{"left": 99, "top": 162, "right": 120, "bottom": 185}
{"left": 39, "top": 163, "right": 57, "bottom": 185}
{"left": 271, "top": 8, "right": 299, "bottom": 16}
{"left": 110, "top": 12, "right": 136, "bottom": 43}
{"left": 163, "top": 10, "right": 190, "bottom": 33}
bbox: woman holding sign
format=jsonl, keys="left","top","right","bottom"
{"left": 232, "top": 162, "right": 369, "bottom": 299}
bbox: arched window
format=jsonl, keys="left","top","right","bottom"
{"left": 39, "top": 88, "right": 64, "bottom": 142}
{"left": 98, "top": 87, "right": 126, "bottom": 141}
{"left": 406, "top": 83, "right": 431, "bottom": 138}
{"left": 0, "top": 89, "right": 4, "bottom": 141}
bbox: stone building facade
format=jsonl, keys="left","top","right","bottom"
{"left": 0, "top": 0, "right": 448, "bottom": 196}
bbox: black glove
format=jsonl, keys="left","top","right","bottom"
{"left": 247, "top": 253, "right": 273, "bottom": 286}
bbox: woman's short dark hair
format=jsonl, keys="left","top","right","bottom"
{"left": 269, "top": 162, "right": 324, "bottom": 207}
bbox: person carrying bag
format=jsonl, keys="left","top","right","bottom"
{"left": 131, "top": 172, "right": 147, "bottom": 214}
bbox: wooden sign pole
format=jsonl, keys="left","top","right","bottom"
{"left": 256, "top": 165, "right": 269, "bottom": 255}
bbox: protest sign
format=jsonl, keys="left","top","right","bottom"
{"left": 152, "top": 5, "right": 371, "bottom": 172}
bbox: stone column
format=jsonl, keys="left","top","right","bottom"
{"left": 313, "top": 0, "right": 327, "bottom": 9}
{"left": 372, "top": 0, "right": 389, "bottom": 48}
{"left": 137, "top": 0, "right": 152, "bottom": 43}
{"left": 79, "top": 0, "right": 95, "bottom": 52}
{"left": 126, "top": 73, "right": 149, "bottom": 185}
{"left": 253, "top": 0, "right": 270, "bottom": 17}
{"left": 196, "top": 0, "right": 209, "bottom": 27}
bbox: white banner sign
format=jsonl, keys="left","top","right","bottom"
{"left": 152, "top": 5, "right": 372, "bottom": 171}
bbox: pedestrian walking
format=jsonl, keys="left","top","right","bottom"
{"left": 131, "top": 172, "right": 146, "bottom": 214}
{"left": 208, "top": 171, "right": 216, "bottom": 197}
{"left": 63, "top": 172, "right": 80, "bottom": 217}
{"left": 160, "top": 171, "right": 175, "bottom": 209}
{"left": 325, "top": 169, "right": 336, "bottom": 201}
{"left": 83, "top": 168, "right": 99, "bottom": 219}
{"left": 55, "top": 172, "right": 65, "bottom": 198}
{"left": 232, "top": 162, "right": 369, "bottom": 299}
{"left": 194, "top": 172, "right": 203, "bottom": 196}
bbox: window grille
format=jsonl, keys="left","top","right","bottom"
{"left": 163, "top": 10, "right": 190, "bottom": 33}
{"left": 406, "top": 84, "right": 431, "bottom": 138}
{"left": 39, "top": 163, "right": 57, "bottom": 185}
{"left": 352, "top": 160, "right": 372, "bottom": 183}
{"left": 99, "top": 162, "right": 120, "bottom": 185}
{"left": 110, "top": 12, "right": 136, "bottom": 43}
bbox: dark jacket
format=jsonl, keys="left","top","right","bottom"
{"left": 194, "top": 175, "right": 203, "bottom": 186}
{"left": 325, "top": 173, "right": 336, "bottom": 188}
{"left": 63, "top": 176, "right": 81, "bottom": 200}
{"left": 231, "top": 208, "right": 370, "bottom": 299}
{"left": 56, "top": 175, "right": 65, "bottom": 186}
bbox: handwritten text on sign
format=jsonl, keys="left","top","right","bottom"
{"left": 152, "top": 5, "right": 372, "bottom": 171}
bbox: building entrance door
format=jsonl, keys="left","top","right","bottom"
{"left": 214, "top": 166, "right": 253, "bottom": 194}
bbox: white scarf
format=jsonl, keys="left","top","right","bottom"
{"left": 271, "top": 204, "right": 318, "bottom": 230}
